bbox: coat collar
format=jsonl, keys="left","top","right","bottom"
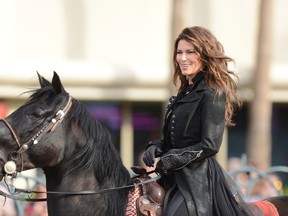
{"left": 178, "top": 78, "right": 207, "bottom": 103}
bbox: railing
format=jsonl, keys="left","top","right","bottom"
{"left": 227, "top": 155, "right": 288, "bottom": 201}
{"left": 0, "top": 170, "right": 47, "bottom": 216}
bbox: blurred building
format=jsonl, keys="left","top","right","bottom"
{"left": 0, "top": 0, "right": 287, "bottom": 168}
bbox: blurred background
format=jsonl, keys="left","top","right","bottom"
{"left": 0, "top": 0, "right": 288, "bottom": 214}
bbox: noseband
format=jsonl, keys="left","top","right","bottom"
{"left": 0, "top": 96, "right": 73, "bottom": 177}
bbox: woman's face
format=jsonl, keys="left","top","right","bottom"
{"left": 176, "top": 39, "right": 203, "bottom": 84}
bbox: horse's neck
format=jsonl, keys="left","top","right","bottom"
{"left": 45, "top": 170, "right": 107, "bottom": 216}
{"left": 46, "top": 170, "right": 98, "bottom": 191}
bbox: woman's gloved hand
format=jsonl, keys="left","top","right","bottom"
{"left": 155, "top": 159, "right": 168, "bottom": 175}
{"left": 142, "top": 142, "right": 163, "bottom": 167}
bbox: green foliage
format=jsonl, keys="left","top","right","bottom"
{"left": 282, "top": 185, "right": 288, "bottom": 195}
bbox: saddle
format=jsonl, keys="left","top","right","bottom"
{"left": 130, "top": 166, "right": 165, "bottom": 216}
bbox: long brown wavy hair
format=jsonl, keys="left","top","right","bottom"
{"left": 172, "top": 26, "right": 242, "bottom": 126}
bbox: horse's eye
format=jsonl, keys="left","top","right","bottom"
{"left": 31, "top": 108, "right": 45, "bottom": 118}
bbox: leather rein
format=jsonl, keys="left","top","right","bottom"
{"left": 1, "top": 174, "right": 161, "bottom": 202}
{"left": 0, "top": 95, "right": 160, "bottom": 202}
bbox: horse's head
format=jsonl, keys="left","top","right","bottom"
{"left": 0, "top": 72, "right": 73, "bottom": 180}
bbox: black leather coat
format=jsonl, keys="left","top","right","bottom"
{"left": 157, "top": 72, "right": 251, "bottom": 216}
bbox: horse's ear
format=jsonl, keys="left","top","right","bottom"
{"left": 37, "top": 71, "right": 51, "bottom": 88}
{"left": 52, "top": 71, "right": 65, "bottom": 94}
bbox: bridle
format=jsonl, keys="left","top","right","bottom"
{"left": 0, "top": 95, "right": 73, "bottom": 177}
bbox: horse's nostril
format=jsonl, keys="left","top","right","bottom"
{"left": 0, "top": 164, "right": 4, "bottom": 181}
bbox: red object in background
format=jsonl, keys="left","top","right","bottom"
{"left": 0, "top": 101, "right": 8, "bottom": 118}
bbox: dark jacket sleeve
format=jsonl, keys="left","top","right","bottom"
{"left": 157, "top": 90, "right": 226, "bottom": 172}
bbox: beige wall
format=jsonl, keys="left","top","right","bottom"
{"left": 0, "top": 0, "right": 172, "bottom": 101}
{"left": 1, "top": 0, "right": 288, "bottom": 102}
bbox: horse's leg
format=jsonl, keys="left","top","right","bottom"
{"left": 164, "top": 189, "right": 189, "bottom": 216}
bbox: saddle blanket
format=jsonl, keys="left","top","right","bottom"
{"left": 251, "top": 201, "right": 279, "bottom": 216}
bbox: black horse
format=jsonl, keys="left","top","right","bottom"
{"left": 0, "top": 72, "right": 132, "bottom": 215}
{"left": 0, "top": 72, "right": 287, "bottom": 216}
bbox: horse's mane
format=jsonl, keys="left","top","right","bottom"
{"left": 28, "top": 86, "right": 131, "bottom": 215}
{"left": 68, "top": 99, "right": 131, "bottom": 185}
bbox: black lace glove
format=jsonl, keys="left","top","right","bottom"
{"left": 142, "top": 140, "right": 163, "bottom": 167}
{"left": 156, "top": 149, "right": 203, "bottom": 175}
{"left": 155, "top": 159, "right": 168, "bottom": 175}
